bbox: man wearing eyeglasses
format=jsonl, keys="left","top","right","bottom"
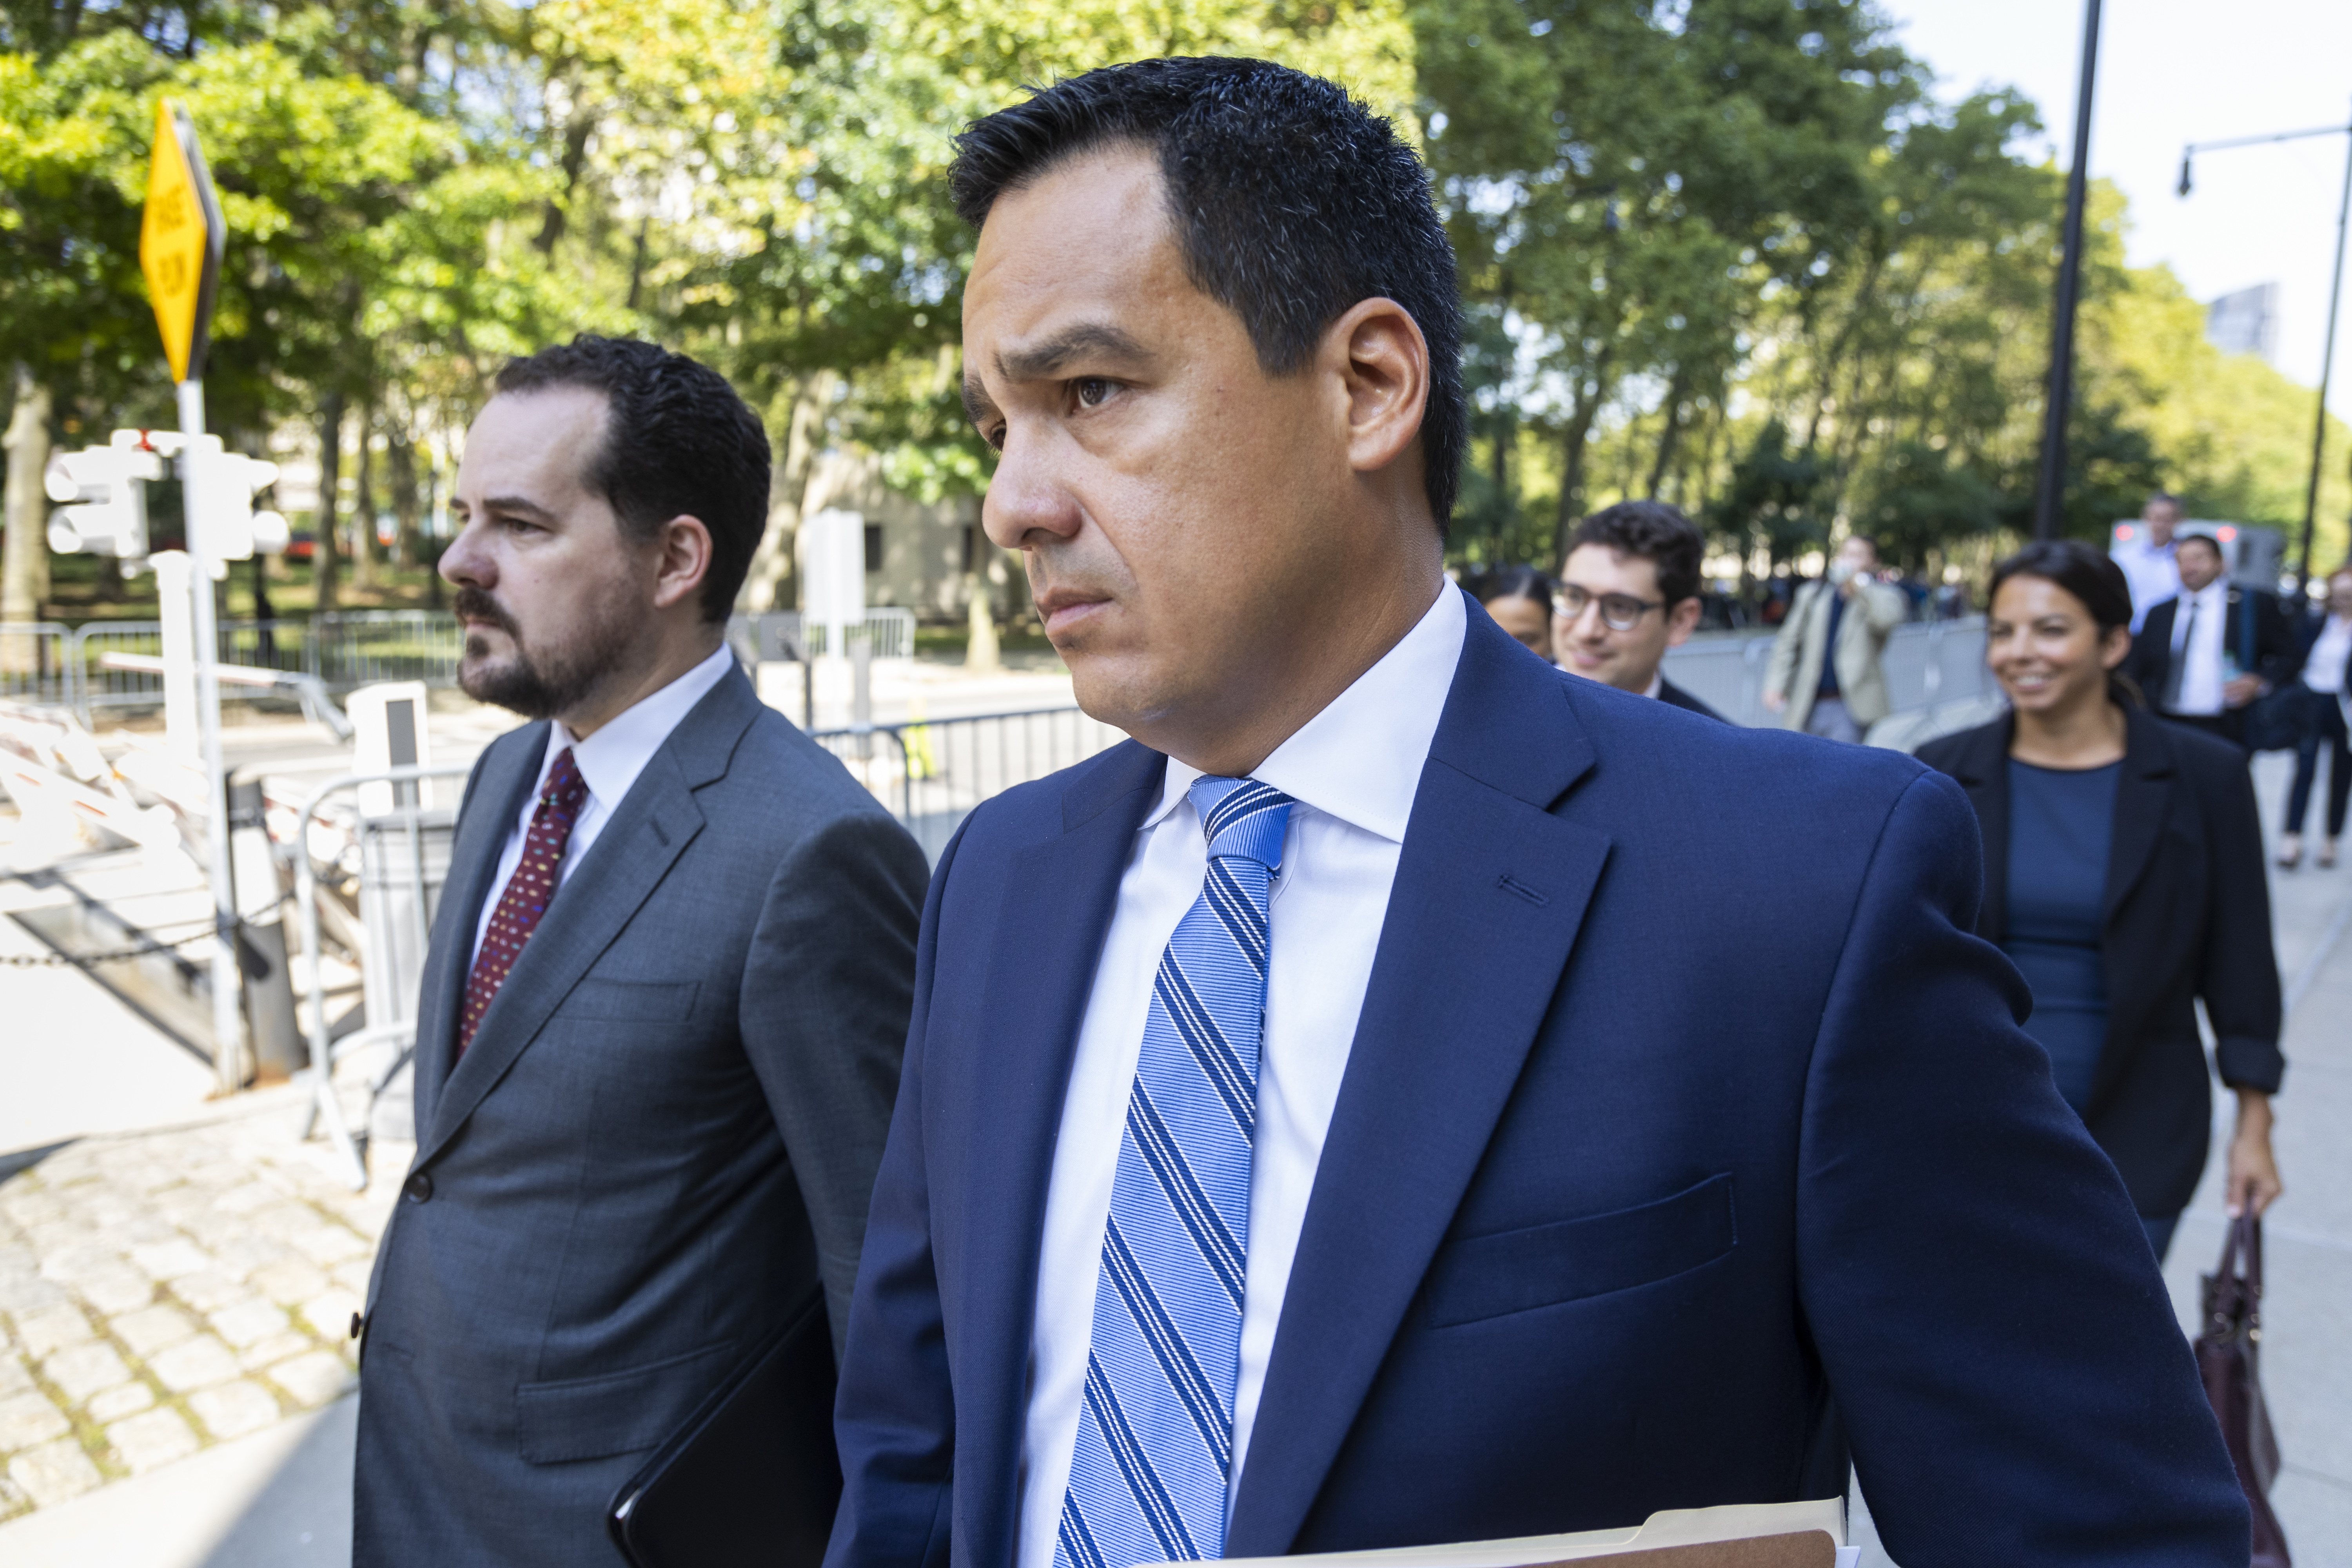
{"left": 1552, "top": 501, "right": 1724, "bottom": 721}
{"left": 1763, "top": 534, "right": 1908, "bottom": 742}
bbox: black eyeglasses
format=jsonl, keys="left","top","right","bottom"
{"left": 1553, "top": 583, "right": 1664, "bottom": 632}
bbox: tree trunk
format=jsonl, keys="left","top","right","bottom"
{"left": 1492, "top": 410, "right": 1512, "bottom": 537}
{"left": 534, "top": 80, "right": 597, "bottom": 255}
{"left": 964, "top": 542, "right": 1000, "bottom": 673}
{"left": 387, "top": 429, "right": 420, "bottom": 568}
{"left": 2, "top": 369, "right": 53, "bottom": 673}
{"left": 350, "top": 407, "right": 379, "bottom": 594}
{"left": 1550, "top": 358, "right": 1613, "bottom": 570}
{"left": 739, "top": 371, "right": 838, "bottom": 614}
{"left": 314, "top": 393, "right": 345, "bottom": 614}
{"left": 1646, "top": 363, "right": 1695, "bottom": 498}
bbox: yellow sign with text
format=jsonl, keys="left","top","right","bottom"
{"left": 140, "top": 100, "right": 222, "bottom": 383}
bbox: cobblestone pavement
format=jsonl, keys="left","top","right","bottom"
{"left": 0, "top": 1085, "right": 410, "bottom": 1523}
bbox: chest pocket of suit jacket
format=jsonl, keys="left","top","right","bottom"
{"left": 553, "top": 978, "right": 699, "bottom": 1023}
{"left": 1424, "top": 1173, "right": 1736, "bottom": 1328}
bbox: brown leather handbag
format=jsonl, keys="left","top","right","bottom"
{"left": 2196, "top": 1214, "right": 2290, "bottom": 1567}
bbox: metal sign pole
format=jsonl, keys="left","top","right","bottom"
{"left": 142, "top": 98, "right": 241, "bottom": 1089}
{"left": 179, "top": 377, "right": 245, "bottom": 1092}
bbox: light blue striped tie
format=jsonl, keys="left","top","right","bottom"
{"left": 1056, "top": 775, "right": 1294, "bottom": 1568}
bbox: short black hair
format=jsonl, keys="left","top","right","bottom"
{"left": 2176, "top": 532, "right": 2225, "bottom": 563}
{"left": 1568, "top": 501, "right": 1706, "bottom": 607}
{"left": 949, "top": 56, "right": 1466, "bottom": 526}
{"left": 494, "top": 335, "right": 770, "bottom": 622}
{"left": 1472, "top": 564, "right": 1554, "bottom": 612}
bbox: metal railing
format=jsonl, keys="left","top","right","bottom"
{"left": 0, "top": 622, "right": 73, "bottom": 708}
{"left": 1657, "top": 617, "right": 1990, "bottom": 730}
{"left": 292, "top": 763, "right": 474, "bottom": 1190}
{"left": 811, "top": 706, "right": 1127, "bottom": 861}
{"left": 801, "top": 607, "right": 917, "bottom": 661}
{"left": 60, "top": 611, "right": 466, "bottom": 724}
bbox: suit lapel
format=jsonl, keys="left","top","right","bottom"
{"left": 412, "top": 726, "right": 546, "bottom": 1129}
{"left": 414, "top": 668, "right": 761, "bottom": 1165}
{"left": 957, "top": 742, "right": 1165, "bottom": 1568}
{"left": 2103, "top": 707, "right": 2177, "bottom": 925}
{"left": 1228, "top": 615, "right": 1611, "bottom": 1556}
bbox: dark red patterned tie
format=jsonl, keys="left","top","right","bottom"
{"left": 459, "top": 747, "right": 589, "bottom": 1056}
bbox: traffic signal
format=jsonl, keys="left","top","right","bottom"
{"left": 186, "top": 441, "right": 287, "bottom": 561}
{"left": 44, "top": 441, "right": 161, "bottom": 558}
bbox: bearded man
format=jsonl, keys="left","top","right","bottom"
{"left": 352, "top": 336, "right": 928, "bottom": 1566}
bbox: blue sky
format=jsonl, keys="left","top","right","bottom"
{"left": 1881, "top": 0, "right": 2352, "bottom": 416}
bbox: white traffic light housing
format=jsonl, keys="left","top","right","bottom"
{"left": 44, "top": 443, "right": 159, "bottom": 558}
{"left": 187, "top": 442, "right": 285, "bottom": 561}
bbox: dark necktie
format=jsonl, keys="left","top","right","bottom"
{"left": 2162, "top": 601, "right": 2199, "bottom": 711}
{"left": 459, "top": 747, "right": 589, "bottom": 1055}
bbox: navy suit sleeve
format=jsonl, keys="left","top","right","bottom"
{"left": 827, "top": 819, "right": 969, "bottom": 1568}
{"left": 1794, "top": 770, "right": 2248, "bottom": 1566}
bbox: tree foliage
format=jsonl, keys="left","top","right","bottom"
{"left": 3, "top": 0, "right": 2348, "bottom": 619}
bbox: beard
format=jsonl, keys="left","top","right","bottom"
{"left": 453, "top": 584, "right": 636, "bottom": 720}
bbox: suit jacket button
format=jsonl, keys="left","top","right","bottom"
{"left": 403, "top": 1171, "right": 434, "bottom": 1203}
{"left": 350, "top": 1311, "right": 365, "bottom": 1340}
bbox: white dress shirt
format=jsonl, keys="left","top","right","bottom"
{"left": 2165, "top": 580, "right": 2230, "bottom": 717}
{"left": 469, "top": 642, "right": 737, "bottom": 968}
{"left": 2115, "top": 536, "right": 2181, "bottom": 632}
{"left": 2303, "top": 614, "right": 2352, "bottom": 697}
{"left": 1015, "top": 585, "right": 1465, "bottom": 1568}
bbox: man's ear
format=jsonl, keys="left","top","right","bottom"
{"left": 1325, "top": 297, "right": 1430, "bottom": 480}
{"left": 1666, "top": 595, "right": 1704, "bottom": 649}
{"left": 649, "top": 515, "right": 715, "bottom": 612}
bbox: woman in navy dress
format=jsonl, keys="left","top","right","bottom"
{"left": 1918, "top": 542, "right": 2283, "bottom": 1260}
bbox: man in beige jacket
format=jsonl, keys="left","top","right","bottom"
{"left": 1763, "top": 534, "right": 1909, "bottom": 741}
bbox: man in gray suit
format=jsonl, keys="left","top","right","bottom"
{"left": 353, "top": 336, "right": 929, "bottom": 1565}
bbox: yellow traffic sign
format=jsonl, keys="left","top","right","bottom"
{"left": 140, "top": 100, "right": 225, "bottom": 384}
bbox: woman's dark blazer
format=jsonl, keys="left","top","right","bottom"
{"left": 1916, "top": 706, "right": 2283, "bottom": 1216}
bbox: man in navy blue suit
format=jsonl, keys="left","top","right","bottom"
{"left": 827, "top": 57, "right": 2249, "bottom": 1568}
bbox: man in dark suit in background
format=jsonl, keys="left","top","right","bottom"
{"left": 827, "top": 57, "right": 2245, "bottom": 1568}
{"left": 2124, "top": 530, "right": 2295, "bottom": 747}
{"left": 353, "top": 336, "right": 929, "bottom": 1566}
{"left": 1553, "top": 500, "right": 1726, "bottom": 720}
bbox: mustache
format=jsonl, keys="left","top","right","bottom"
{"left": 452, "top": 587, "right": 519, "bottom": 638}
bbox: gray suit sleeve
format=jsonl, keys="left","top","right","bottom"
{"left": 739, "top": 808, "right": 931, "bottom": 1360}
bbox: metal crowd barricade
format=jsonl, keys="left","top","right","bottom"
{"left": 292, "top": 763, "right": 473, "bottom": 1190}
{"left": 1653, "top": 617, "right": 1989, "bottom": 730}
{"left": 811, "top": 706, "right": 1126, "bottom": 862}
{"left": 0, "top": 622, "right": 72, "bottom": 708}
{"left": 802, "top": 607, "right": 917, "bottom": 661}
{"left": 309, "top": 610, "right": 463, "bottom": 689}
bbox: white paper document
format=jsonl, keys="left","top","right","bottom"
{"left": 1150, "top": 1499, "right": 1851, "bottom": 1568}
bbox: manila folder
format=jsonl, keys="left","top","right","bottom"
{"left": 1163, "top": 1498, "right": 1846, "bottom": 1568}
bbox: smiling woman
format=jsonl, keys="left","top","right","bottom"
{"left": 1918, "top": 540, "right": 2285, "bottom": 1264}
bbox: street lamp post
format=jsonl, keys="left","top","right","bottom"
{"left": 2033, "top": 0, "right": 2104, "bottom": 543}
{"left": 2180, "top": 102, "right": 2352, "bottom": 599}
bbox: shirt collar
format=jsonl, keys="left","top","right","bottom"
{"left": 1144, "top": 584, "right": 1464, "bottom": 845}
{"left": 538, "top": 641, "right": 737, "bottom": 808}
{"left": 2187, "top": 578, "right": 2227, "bottom": 607}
